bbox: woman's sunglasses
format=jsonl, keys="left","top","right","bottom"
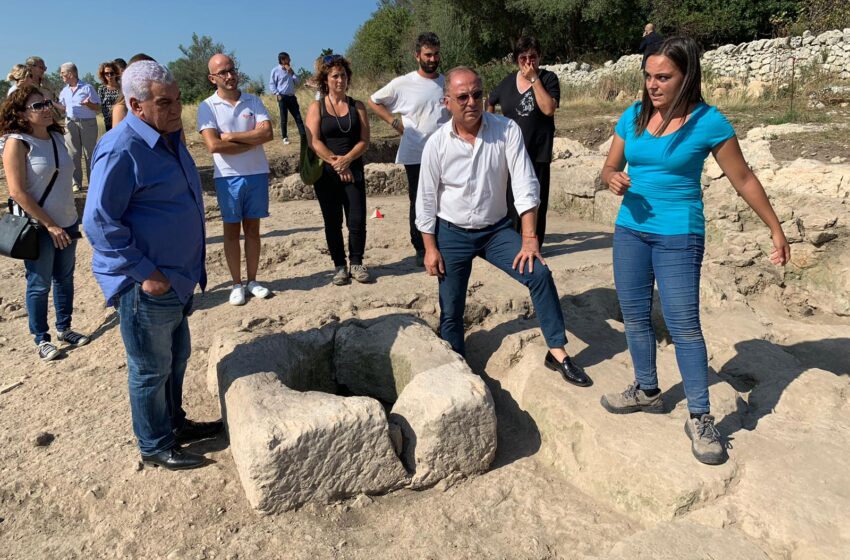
{"left": 322, "top": 54, "right": 343, "bottom": 66}
{"left": 27, "top": 99, "right": 54, "bottom": 111}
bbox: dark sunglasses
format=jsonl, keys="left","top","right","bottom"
{"left": 27, "top": 99, "right": 54, "bottom": 111}
{"left": 103, "top": 72, "right": 116, "bottom": 76}
{"left": 447, "top": 90, "right": 484, "bottom": 104}
{"left": 322, "top": 54, "right": 343, "bottom": 66}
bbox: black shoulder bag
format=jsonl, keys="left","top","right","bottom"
{"left": 0, "top": 134, "right": 60, "bottom": 260}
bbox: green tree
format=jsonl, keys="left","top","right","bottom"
{"left": 347, "top": 3, "right": 415, "bottom": 77}
{"left": 168, "top": 33, "right": 247, "bottom": 103}
{"left": 0, "top": 81, "right": 9, "bottom": 98}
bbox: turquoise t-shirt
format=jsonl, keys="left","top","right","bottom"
{"left": 613, "top": 102, "right": 735, "bottom": 235}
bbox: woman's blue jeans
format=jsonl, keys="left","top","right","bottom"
{"left": 613, "top": 225, "right": 709, "bottom": 414}
{"left": 118, "top": 285, "right": 191, "bottom": 455}
{"left": 24, "top": 225, "right": 78, "bottom": 344}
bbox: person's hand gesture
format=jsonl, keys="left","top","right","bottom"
{"left": 424, "top": 248, "right": 445, "bottom": 279}
{"left": 512, "top": 236, "right": 545, "bottom": 274}
{"left": 607, "top": 171, "right": 632, "bottom": 196}
{"left": 769, "top": 229, "right": 791, "bottom": 266}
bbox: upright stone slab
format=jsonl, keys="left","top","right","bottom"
{"left": 390, "top": 362, "right": 497, "bottom": 488}
{"left": 334, "top": 316, "right": 464, "bottom": 403}
{"left": 226, "top": 372, "right": 409, "bottom": 514}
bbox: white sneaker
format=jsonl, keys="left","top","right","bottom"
{"left": 229, "top": 284, "right": 246, "bottom": 306}
{"left": 246, "top": 280, "right": 271, "bottom": 299}
{"left": 283, "top": 137, "right": 291, "bottom": 145}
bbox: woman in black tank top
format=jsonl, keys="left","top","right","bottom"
{"left": 305, "top": 55, "right": 371, "bottom": 285}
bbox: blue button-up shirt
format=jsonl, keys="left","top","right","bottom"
{"left": 58, "top": 80, "right": 101, "bottom": 119}
{"left": 83, "top": 114, "right": 207, "bottom": 306}
{"left": 268, "top": 65, "right": 299, "bottom": 96}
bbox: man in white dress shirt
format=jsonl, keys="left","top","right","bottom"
{"left": 198, "top": 54, "right": 274, "bottom": 306}
{"left": 415, "top": 67, "right": 591, "bottom": 387}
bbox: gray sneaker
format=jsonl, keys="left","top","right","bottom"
{"left": 601, "top": 382, "right": 664, "bottom": 414}
{"left": 684, "top": 414, "right": 727, "bottom": 465}
{"left": 38, "top": 341, "right": 60, "bottom": 361}
{"left": 332, "top": 266, "right": 350, "bottom": 286}
{"left": 57, "top": 329, "right": 90, "bottom": 347}
{"left": 350, "top": 264, "right": 370, "bottom": 283}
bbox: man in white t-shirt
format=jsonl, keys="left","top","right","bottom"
{"left": 198, "top": 54, "right": 274, "bottom": 306}
{"left": 369, "top": 32, "right": 449, "bottom": 267}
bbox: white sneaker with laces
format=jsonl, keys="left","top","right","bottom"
{"left": 246, "top": 280, "right": 271, "bottom": 299}
{"left": 229, "top": 284, "right": 246, "bottom": 306}
{"left": 283, "top": 137, "right": 291, "bottom": 145}
{"left": 38, "top": 340, "right": 60, "bottom": 361}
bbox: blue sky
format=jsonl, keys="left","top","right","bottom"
{"left": 3, "top": 0, "right": 378, "bottom": 83}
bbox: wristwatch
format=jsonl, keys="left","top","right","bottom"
{"left": 529, "top": 76, "right": 537, "bottom": 84}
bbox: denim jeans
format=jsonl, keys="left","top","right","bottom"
{"left": 24, "top": 225, "right": 78, "bottom": 344}
{"left": 436, "top": 217, "right": 567, "bottom": 356}
{"left": 118, "top": 284, "right": 191, "bottom": 455}
{"left": 613, "top": 225, "right": 709, "bottom": 413}
{"left": 277, "top": 95, "right": 306, "bottom": 139}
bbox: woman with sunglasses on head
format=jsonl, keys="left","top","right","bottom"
{"left": 7, "top": 65, "right": 35, "bottom": 97}
{"left": 487, "top": 36, "right": 559, "bottom": 248}
{"left": 305, "top": 55, "right": 371, "bottom": 286}
{"left": 599, "top": 37, "right": 790, "bottom": 465}
{"left": 97, "top": 61, "right": 121, "bottom": 131}
{"left": 0, "top": 86, "right": 91, "bottom": 361}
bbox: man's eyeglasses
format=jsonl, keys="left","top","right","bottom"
{"left": 27, "top": 100, "right": 54, "bottom": 111}
{"left": 322, "top": 54, "right": 343, "bottom": 66}
{"left": 446, "top": 90, "right": 484, "bottom": 105}
{"left": 210, "top": 67, "right": 239, "bottom": 79}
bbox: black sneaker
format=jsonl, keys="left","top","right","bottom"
{"left": 37, "top": 341, "right": 60, "bottom": 361}
{"left": 57, "top": 329, "right": 91, "bottom": 347}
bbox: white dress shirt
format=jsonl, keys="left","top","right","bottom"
{"left": 415, "top": 112, "right": 540, "bottom": 234}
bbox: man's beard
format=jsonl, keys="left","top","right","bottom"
{"left": 419, "top": 59, "right": 439, "bottom": 74}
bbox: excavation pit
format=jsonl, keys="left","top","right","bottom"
{"left": 207, "top": 314, "right": 497, "bottom": 514}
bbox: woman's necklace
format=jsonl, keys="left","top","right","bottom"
{"left": 327, "top": 95, "right": 352, "bottom": 134}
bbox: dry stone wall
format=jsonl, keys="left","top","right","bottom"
{"left": 543, "top": 29, "right": 850, "bottom": 86}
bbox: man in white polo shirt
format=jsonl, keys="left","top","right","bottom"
{"left": 198, "top": 54, "right": 274, "bottom": 305}
{"left": 368, "top": 32, "right": 449, "bottom": 267}
{"left": 55, "top": 62, "right": 101, "bottom": 192}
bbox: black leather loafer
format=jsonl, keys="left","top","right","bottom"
{"left": 544, "top": 352, "right": 593, "bottom": 387}
{"left": 174, "top": 419, "right": 224, "bottom": 444}
{"left": 141, "top": 445, "right": 206, "bottom": 470}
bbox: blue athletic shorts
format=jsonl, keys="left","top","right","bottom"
{"left": 214, "top": 173, "right": 270, "bottom": 223}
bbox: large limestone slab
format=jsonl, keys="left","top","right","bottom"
{"left": 390, "top": 362, "right": 497, "bottom": 488}
{"left": 334, "top": 316, "right": 464, "bottom": 403}
{"left": 602, "top": 522, "right": 770, "bottom": 560}
{"left": 225, "top": 372, "right": 408, "bottom": 514}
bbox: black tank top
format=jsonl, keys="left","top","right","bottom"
{"left": 319, "top": 96, "right": 363, "bottom": 161}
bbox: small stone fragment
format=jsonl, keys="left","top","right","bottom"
{"left": 33, "top": 432, "right": 54, "bottom": 447}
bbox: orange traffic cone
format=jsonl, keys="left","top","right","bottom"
{"left": 370, "top": 207, "right": 384, "bottom": 219}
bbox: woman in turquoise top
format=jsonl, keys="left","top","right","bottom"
{"left": 599, "top": 37, "right": 790, "bottom": 465}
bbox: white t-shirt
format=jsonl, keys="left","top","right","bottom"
{"left": 0, "top": 131, "right": 78, "bottom": 228}
{"left": 197, "top": 91, "right": 271, "bottom": 178}
{"left": 370, "top": 71, "right": 449, "bottom": 165}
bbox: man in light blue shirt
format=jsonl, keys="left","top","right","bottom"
{"left": 56, "top": 62, "right": 101, "bottom": 191}
{"left": 83, "top": 61, "right": 220, "bottom": 471}
{"left": 268, "top": 52, "right": 305, "bottom": 144}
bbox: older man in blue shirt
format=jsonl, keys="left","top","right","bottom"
{"left": 268, "top": 51, "right": 306, "bottom": 144}
{"left": 83, "top": 61, "right": 220, "bottom": 471}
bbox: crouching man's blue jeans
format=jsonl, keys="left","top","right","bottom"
{"left": 613, "top": 225, "right": 709, "bottom": 414}
{"left": 118, "top": 284, "right": 191, "bottom": 455}
{"left": 436, "top": 216, "right": 568, "bottom": 357}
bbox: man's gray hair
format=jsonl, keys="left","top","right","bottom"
{"left": 122, "top": 61, "right": 176, "bottom": 108}
{"left": 60, "top": 62, "right": 78, "bottom": 76}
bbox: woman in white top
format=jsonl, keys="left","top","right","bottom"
{"left": 0, "top": 85, "right": 90, "bottom": 361}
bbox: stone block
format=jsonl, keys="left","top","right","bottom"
{"left": 334, "top": 315, "right": 464, "bottom": 403}
{"left": 364, "top": 163, "right": 407, "bottom": 196}
{"left": 389, "top": 362, "right": 497, "bottom": 488}
{"left": 550, "top": 157, "right": 604, "bottom": 199}
{"left": 226, "top": 373, "right": 408, "bottom": 513}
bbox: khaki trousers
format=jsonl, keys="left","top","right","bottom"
{"left": 64, "top": 118, "right": 98, "bottom": 189}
